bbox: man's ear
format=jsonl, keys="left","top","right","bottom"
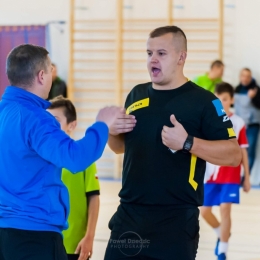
{"left": 37, "top": 70, "right": 45, "bottom": 85}
{"left": 178, "top": 51, "right": 187, "bottom": 65}
{"left": 68, "top": 120, "right": 77, "bottom": 132}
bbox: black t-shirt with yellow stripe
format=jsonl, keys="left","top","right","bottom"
{"left": 119, "top": 81, "right": 235, "bottom": 208}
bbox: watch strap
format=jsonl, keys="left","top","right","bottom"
{"left": 182, "top": 135, "right": 194, "bottom": 153}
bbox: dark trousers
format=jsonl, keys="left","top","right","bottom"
{"left": 246, "top": 124, "right": 260, "bottom": 171}
{"left": 104, "top": 204, "right": 199, "bottom": 260}
{"left": 67, "top": 255, "right": 90, "bottom": 260}
{"left": 0, "top": 228, "right": 68, "bottom": 260}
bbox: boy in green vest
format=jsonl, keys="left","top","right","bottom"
{"left": 48, "top": 96, "right": 100, "bottom": 260}
{"left": 193, "top": 60, "right": 224, "bottom": 93}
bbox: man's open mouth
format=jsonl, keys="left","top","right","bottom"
{"left": 152, "top": 67, "right": 161, "bottom": 76}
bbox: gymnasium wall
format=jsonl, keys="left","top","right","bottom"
{"left": 0, "top": 0, "right": 70, "bottom": 82}
{"left": 0, "top": 0, "right": 260, "bottom": 183}
{"left": 0, "top": 0, "right": 259, "bottom": 86}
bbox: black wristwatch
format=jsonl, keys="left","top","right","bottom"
{"left": 182, "top": 135, "right": 194, "bottom": 153}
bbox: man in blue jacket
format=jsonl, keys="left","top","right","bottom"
{"left": 0, "top": 44, "right": 136, "bottom": 260}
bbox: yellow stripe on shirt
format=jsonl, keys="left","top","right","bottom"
{"left": 126, "top": 98, "right": 149, "bottom": 115}
{"left": 189, "top": 154, "right": 198, "bottom": 191}
{"left": 228, "top": 128, "right": 236, "bottom": 138}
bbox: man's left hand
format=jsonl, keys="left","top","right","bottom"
{"left": 162, "top": 115, "right": 188, "bottom": 151}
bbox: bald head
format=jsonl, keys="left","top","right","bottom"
{"left": 149, "top": 26, "right": 187, "bottom": 52}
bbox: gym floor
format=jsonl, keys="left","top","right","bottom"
{"left": 90, "top": 181, "right": 260, "bottom": 260}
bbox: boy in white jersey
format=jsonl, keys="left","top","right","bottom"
{"left": 201, "top": 82, "right": 251, "bottom": 260}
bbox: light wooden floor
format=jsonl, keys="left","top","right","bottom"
{"left": 90, "top": 181, "right": 260, "bottom": 260}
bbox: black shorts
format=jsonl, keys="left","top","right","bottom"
{"left": 104, "top": 204, "right": 199, "bottom": 260}
{"left": 0, "top": 228, "right": 68, "bottom": 260}
{"left": 67, "top": 255, "right": 79, "bottom": 260}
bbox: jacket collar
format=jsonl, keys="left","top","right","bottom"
{"left": 2, "top": 86, "right": 51, "bottom": 109}
{"left": 239, "top": 79, "right": 257, "bottom": 89}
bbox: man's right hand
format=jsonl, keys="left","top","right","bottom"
{"left": 96, "top": 107, "right": 136, "bottom": 135}
{"left": 248, "top": 88, "right": 258, "bottom": 98}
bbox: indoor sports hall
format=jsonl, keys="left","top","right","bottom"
{"left": 0, "top": 0, "right": 259, "bottom": 260}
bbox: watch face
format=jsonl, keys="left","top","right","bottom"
{"left": 183, "top": 135, "right": 193, "bottom": 153}
{"left": 184, "top": 141, "right": 192, "bottom": 151}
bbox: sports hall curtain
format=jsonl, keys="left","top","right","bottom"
{"left": 0, "top": 25, "right": 45, "bottom": 96}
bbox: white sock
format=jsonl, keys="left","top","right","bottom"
{"left": 218, "top": 242, "right": 228, "bottom": 254}
{"left": 213, "top": 226, "right": 221, "bottom": 238}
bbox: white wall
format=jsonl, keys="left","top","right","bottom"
{"left": 1, "top": 0, "right": 260, "bottom": 89}
{"left": 233, "top": 0, "right": 260, "bottom": 84}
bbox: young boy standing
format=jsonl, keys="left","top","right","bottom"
{"left": 201, "top": 82, "right": 251, "bottom": 260}
{"left": 48, "top": 96, "right": 100, "bottom": 260}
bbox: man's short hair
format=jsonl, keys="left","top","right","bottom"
{"left": 6, "top": 44, "right": 49, "bottom": 88}
{"left": 49, "top": 95, "right": 77, "bottom": 123}
{"left": 241, "top": 67, "right": 251, "bottom": 73}
{"left": 210, "top": 60, "right": 224, "bottom": 69}
{"left": 149, "top": 26, "right": 187, "bottom": 51}
{"left": 215, "top": 82, "right": 234, "bottom": 98}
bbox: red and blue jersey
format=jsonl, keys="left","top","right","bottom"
{"left": 205, "top": 113, "right": 248, "bottom": 184}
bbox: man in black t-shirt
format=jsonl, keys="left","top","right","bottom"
{"left": 104, "top": 26, "right": 241, "bottom": 260}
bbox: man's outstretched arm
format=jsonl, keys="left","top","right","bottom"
{"left": 108, "top": 108, "right": 136, "bottom": 154}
